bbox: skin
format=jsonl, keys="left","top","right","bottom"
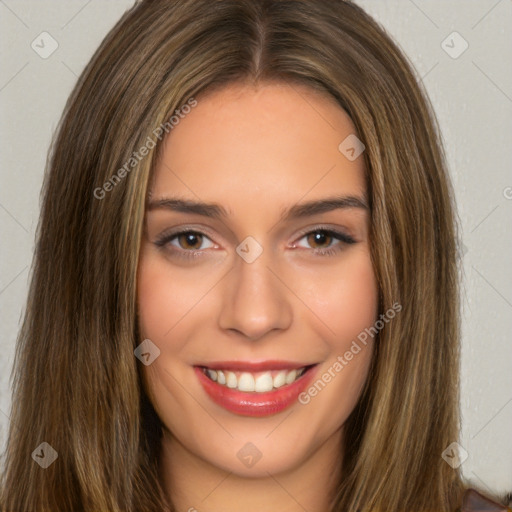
{"left": 137, "top": 81, "right": 378, "bottom": 512}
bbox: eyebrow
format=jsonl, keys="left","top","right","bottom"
{"left": 146, "top": 194, "right": 368, "bottom": 221}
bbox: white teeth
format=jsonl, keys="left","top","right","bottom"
{"left": 285, "top": 369, "right": 297, "bottom": 384}
{"left": 206, "top": 369, "right": 217, "bottom": 381}
{"left": 226, "top": 371, "right": 238, "bottom": 388}
{"left": 238, "top": 372, "right": 255, "bottom": 392}
{"left": 273, "top": 371, "right": 287, "bottom": 388}
{"left": 203, "top": 366, "right": 308, "bottom": 392}
{"left": 255, "top": 372, "right": 274, "bottom": 392}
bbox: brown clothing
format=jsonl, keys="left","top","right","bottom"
{"left": 461, "top": 489, "right": 511, "bottom": 512}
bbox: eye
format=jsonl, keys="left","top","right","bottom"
{"left": 294, "top": 228, "right": 356, "bottom": 256}
{"left": 168, "top": 231, "right": 214, "bottom": 251}
{"left": 153, "top": 226, "right": 356, "bottom": 260}
{"left": 154, "top": 229, "right": 215, "bottom": 259}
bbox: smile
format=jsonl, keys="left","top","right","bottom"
{"left": 194, "top": 361, "right": 318, "bottom": 417}
{"left": 202, "top": 366, "right": 308, "bottom": 393}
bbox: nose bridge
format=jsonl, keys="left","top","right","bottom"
{"left": 218, "top": 238, "right": 292, "bottom": 340}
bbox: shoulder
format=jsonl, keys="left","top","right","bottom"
{"left": 461, "top": 488, "right": 512, "bottom": 512}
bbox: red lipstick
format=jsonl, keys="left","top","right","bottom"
{"left": 194, "top": 361, "right": 318, "bottom": 417}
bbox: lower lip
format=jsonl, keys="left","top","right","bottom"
{"left": 194, "top": 365, "right": 318, "bottom": 417}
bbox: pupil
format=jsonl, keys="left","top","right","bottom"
{"left": 309, "top": 231, "right": 330, "bottom": 248}
{"left": 181, "top": 233, "right": 201, "bottom": 249}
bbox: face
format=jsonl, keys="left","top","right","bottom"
{"left": 137, "top": 81, "right": 378, "bottom": 478}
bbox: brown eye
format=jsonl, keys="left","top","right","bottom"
{"left": 176, "top": 232, "right": 204, "bottom": 250}
{"left": 306, "top": 231, "right": 334, "bottom": 249}
{"left": 294, "top": 228, "right": 356, "bottom": 256}
{"left": 154, "top": 230, "right": 215, "bottom": 256}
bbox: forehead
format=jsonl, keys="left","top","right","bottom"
{"left": 150, "top": 82, "right": 367, "bottom": 212}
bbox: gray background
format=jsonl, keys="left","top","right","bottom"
{"left": 1, "top": 0, "right": 511, "bottom": 496}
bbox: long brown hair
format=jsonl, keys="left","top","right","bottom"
{"left": 1, "top": 1, "right": 470, "bottom": 510}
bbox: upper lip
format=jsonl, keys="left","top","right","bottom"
{"left": 195, "top": 360, "right": 317, "bottom": 372}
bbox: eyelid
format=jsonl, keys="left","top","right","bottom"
{"left": 171, "top": 232, "right": 214, "bottom": 249}
{"left": 291, "top": 224, "right": 356, "bottom": 245}
{"left": 153, "top": 225, "right": 218, "bottom": 244}
{"left": 153, "top": 224, "right": 356, "bottom": 259}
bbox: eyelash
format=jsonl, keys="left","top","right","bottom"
{"left": 154, "top": 227, "right": 356, "bottom": 260}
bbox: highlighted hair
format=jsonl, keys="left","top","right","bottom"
{"left": 1, "top": 1, "right": 467, "bottom": 510}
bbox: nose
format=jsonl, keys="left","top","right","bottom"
{"left": 217, "top": 245, "right": 293, "bottom": 341}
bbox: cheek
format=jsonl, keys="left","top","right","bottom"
{"left": 136, "top": 250, "right": 199, "bottom": 423}
{"left": 136, "top": 247, "right": 214, "bottom": 341}
{"left": 296, "top": 252, "right": 378, "bottom": 433}
{"left": 295, "top": 247, "right": 377, "bottom": 403}
{"left": 137, "top": 256, "right": 169, "bottom": 340}
{"left": 334, "top": 256, "right": 378, "bottom": 342}
{"left": 297, "top": 247, "right": 378, "bottom": 345}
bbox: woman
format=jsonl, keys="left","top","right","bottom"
{"left": 0, "top": 0, "right": 508, "bottom": 511}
